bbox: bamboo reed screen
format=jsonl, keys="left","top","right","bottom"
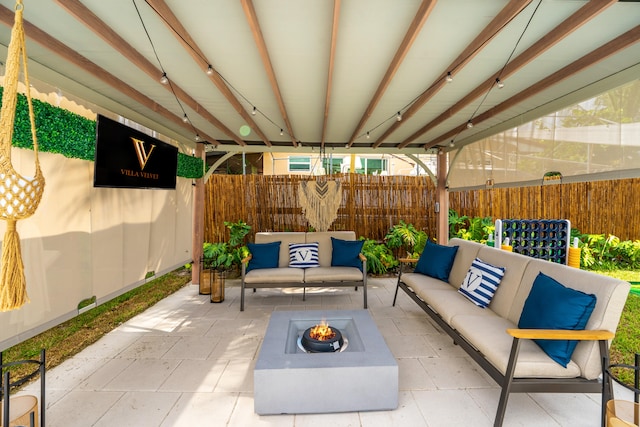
{"left": 204, "top": 175, "right": 640, "bottom": 243}
{"left": 204, "top": 174, "right": 436, "bottom": 243}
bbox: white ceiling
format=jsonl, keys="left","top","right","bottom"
{"left": 0, "top": 0, "right": 638, "bottom": 155}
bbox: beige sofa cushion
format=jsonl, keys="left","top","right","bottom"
{"left": 451, "top": 314, "right": 582, "bottom": 379}
{"left": 307, "top": 231, "right": 356, "bottom": 267}
{"left": 511, "top": 258, "right": 630, "bottom": 380}
{"left": 304, "top": 266, "right": 363, "bottom": 283}
{"left": 255, "top": 232, "right": 305, "bottom": 268}
{"left": 244, "top": 267, "right": 305, "bottom": 284}
{"left": 446, "top": 238, "right": 481, "bottom": 289}
{"left": 475, "top": 246, "right": 531, "bottom": 319}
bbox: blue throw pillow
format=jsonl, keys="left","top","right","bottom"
{"left": 246, "top": 241, "right": 281, "bottom": 273}
{"left": 458, "top": 258, "right": 505, "bottom": 308}
{"left": 414, "top": 240, "right": 459, "bottom": 281}
{"left": 331, "top": 237, "right": 365, "bottom": 271}
{"left": 518, "top": 272, "right": 597, "bottom": 367}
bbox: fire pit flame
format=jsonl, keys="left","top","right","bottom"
{"left": 309, "top": 321, "right": 336, "bottom": 341}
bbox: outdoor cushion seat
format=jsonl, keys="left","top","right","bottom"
{"left": 243, "top": 267, "right": 304, "bottom": 284}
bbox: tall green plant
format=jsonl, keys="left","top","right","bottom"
{"left": 448, "top": 209, "right": 494, "bottom": 242}
{"left": 384, "top": 220, "right": 427, "bottom": 258}
{"left": 224, "top": 220, "right": 251, "bottom": 266}
{"left": 360, "top": 238, "right": 398, "bottom": 275}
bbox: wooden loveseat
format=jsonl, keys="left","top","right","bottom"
{"left": 240, "top": 231, "right": 367, "bottom": 311}
{"left": 394, "top": 238, "right": 630, "bottom": 427}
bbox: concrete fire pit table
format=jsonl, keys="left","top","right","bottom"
{"left": 254, "top": 309, "right": 398, "bottom": 415}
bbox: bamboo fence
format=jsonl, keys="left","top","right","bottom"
{"left": 204, "top": 175, "right": 640, "bottom": 243}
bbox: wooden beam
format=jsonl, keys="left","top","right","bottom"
{"left": 146, "top": 0, "right": 272, "bottom": 147}
{"left": 241, "top": 0, "right": 297, "bottom": 146}
{"left": 0, "top": 5, "right": 219, "bottom": 145}
{"left": 423, "top": 25, "right": 640, "bottom": 149}
{"left": 399, "top": 0, "right": 618, "bottom": 148}
{"left": 54, "top": 0, "right": 245, "bottom": 146}
{"left": 321, "top": 0, "right": 341, "bottom": 148}
{"left": 347, "top": 0, "right": 437, "bottom": 147}
{"left": 373, "top": 0, "right": 533, "bottom": 148}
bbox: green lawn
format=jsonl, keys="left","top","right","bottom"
{"left": 598, "top": 270, "right": 640, "bottom": 386}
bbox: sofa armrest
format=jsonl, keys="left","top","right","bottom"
{"left": 241, "top": 255, "right": 252, "bottom": 264}
{"left": 398, "top": 257, "right": 418, "bottom": 264}
{"left": 506, "top": 328, "right": 614, "bottom": 341}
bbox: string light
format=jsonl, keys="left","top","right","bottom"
{"left": 449, "top": 140, "right": 455, "bottom": 147}
{"left": 396, "top": 111, "right": 402, "bottom": 122}
{"left": 466, "top": 120, "right": 473, "bottom": 129}
{"left": 206, "top": 64, "right": 214, "bottom": 76}
{"left": 366, "top": 131, "right": 370, "bottom": 139}
{"left": 252, "top": 106, "right": 257, "bottom": 116}
{"left": 182, "top": 114, "right": 188, "bottom": 123}
{"left": 160, "top": 72, "right": 168, "bottom": 85}
{"left": 496, "top": 78, "right": 504, "bottom": 89}
{"left": 446, "top": 72, "right": 453, "bottom": 83}
{"left": 280, "top": 129, "right": 284, "bottom": 136}
{"left": 195, "top": 134, "right": 201, "bottom": 141}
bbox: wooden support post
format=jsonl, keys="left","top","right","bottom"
{"left": 436, "top": 148, "right": 448, "bottom": 244}
{"left": 192, "top": 144, "right": 205, "bottom": 286}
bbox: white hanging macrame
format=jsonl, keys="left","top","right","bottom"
{"left": 0, "top": 0, "right": 46, "bottom": 311}
{"left": 298, "top": 180, "right": 341, "bottom": 232}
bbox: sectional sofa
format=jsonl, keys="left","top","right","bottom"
{"left": 394, "top": 238, "right": 630, "bottom": 427}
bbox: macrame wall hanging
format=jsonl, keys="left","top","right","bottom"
{"left": 298, "top": 180, "right": 342, "bottom": 232}
{"left": 0, "top": 0, "right": 46, "bottom": 311}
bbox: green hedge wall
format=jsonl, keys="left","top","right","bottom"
{"left": 1, "top": 87, "right": 204, "bottom": 178}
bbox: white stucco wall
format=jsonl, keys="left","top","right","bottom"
{"left": 0, "top": 149, "right": 193, "bottom": 350}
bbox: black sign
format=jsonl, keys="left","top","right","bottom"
{"left": 94, "top": 115, "right": 178, "bottom": 189}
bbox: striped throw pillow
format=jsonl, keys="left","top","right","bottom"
{"left": 458, "top": 258, "right": 505, "bottom": 308}
{"left": 289, "top": 242, "right": 320, "bottom": 268}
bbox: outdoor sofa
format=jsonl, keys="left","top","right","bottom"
{"left": 394, "top": 237, "right": 630, "bottom": 427}
{"left": 240, "top": 231, "right": 367, "bottom": 311}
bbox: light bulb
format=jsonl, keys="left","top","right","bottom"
{"left": 195, "top": 134, "right": 201, "bottom": 142}
{"left": 496, "top": 78, "right": 504, "bottom": 89}
{"left": 160, "top": 72, "right": 168, "bottom": 85}
{"left": 206, "top": 65, "right": 214, "bottom": 76}
{"left": 446, "top": 72, "right": 453, "bottom": 83}
{"left": 280, "top": 129, "right": 284, "bottom": 136}
{"left": 449, "top": 140, "right": 454, "bottom": 147}
{"left": 252, "top": 106, "right": 257, "bottom": 116}
{"left": 366, "top": 131, "right": 370, "bottom": 139}
{"left": 466, "top": 121, "right": 473, "bottom": 129}
{"left": 396, "top": 111, "right": 402, "bottom": 122}
{"left": 182, "top": 114, "right": 188, "bottom": 123}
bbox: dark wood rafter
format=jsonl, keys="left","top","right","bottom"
{"left": 54, "top": 0, "right": 244, "bottom": 146}
{"left": 423, "top": 24, "right": 640, "bottom": 149}
{"left": 0, "top": 5, "right": 220, "bottom": 145}
{"left": 241, "top": 0, "right": 297, "bottom": 146}
{"left": 399, "top": 0, "right": 618, "bottom": 149}
{"left": 346, "top": 0, "right": 437, "bottom": 147}
{"left": 373, "top": 0, "right": 533, "bottom": 148}
{"left": 321, "top": 0, "right": 341, "bottom": 148}
{"left": 145, "top": 0, "right": 272, "bottom": 147}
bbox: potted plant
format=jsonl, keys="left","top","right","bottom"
{"left": 201, "top": 241, "right": 234, "bottom": 302}
{"left": 200, "top": 220, "right": 251, "bottom": 302}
